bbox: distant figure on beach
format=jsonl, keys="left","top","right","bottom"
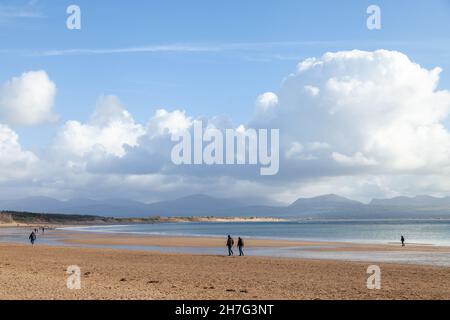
{"left": 226, "top": 235, "right": 234, "bottom": 256}
{"left": 237, "top": 237, "right": 244, "bottom": 256}
{"left": 29, "top": 231, "right": 36, "bottom": 246}
{"left": 401, "top": 235, "right": 405, "bottom": 247}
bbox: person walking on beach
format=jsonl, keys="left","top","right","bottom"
{"left": 237, "top": 237, "right": 244, "bottom": 256}
{"left": 226, "top": 235, "right": 234, "bottom": 256}
{"left": 401, "top": 235, "right": 405, "bottom": 247}
{"left": 29, "top": 231, "right": 36, "bottom": 246}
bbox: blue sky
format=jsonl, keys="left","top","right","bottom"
{"left": 1, "top": 0, "right": 450, "bottom": 203}
{"left": 1, "top": 0, "right": 450, "bottom": 148}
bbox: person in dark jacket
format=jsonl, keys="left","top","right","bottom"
{"left": 226, "top": 235, "right": 234, "bottom": 256}
{"left": 237, "top": 237, "right": 244, "bottom": 256}
{"left": 29, "top": 231, "right": 37, "bottom": 246}
{"left": 401, "top": 235, "right": 405, "bottom": 247}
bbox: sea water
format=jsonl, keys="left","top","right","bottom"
{"left": 62, "top": 219, "right": 450, "bottom": 246}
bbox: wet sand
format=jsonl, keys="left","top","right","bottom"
{"left": 58, "top": 231, "right": 450, "bottom": 253}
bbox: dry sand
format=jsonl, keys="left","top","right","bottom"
{"left": 1, "top": 242, "right": 450, "bottom": 300}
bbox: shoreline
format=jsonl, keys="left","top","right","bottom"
{"left": 3, "top": 227, "right": 450, "bottom": 267}
{"left": 5, "top": 225, "right": 450, "bottom": 253}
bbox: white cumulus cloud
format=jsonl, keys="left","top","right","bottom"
{"left": 53, "top": 95, "right": 145, "bottom": 158}
{"left": 147, "top": 109, "right": 192, "bottom": 137}
{"left": 274, "top": 49, "right": 450, "bottom": 174}
{"left": 3, "top": 49, "right": 450, "bottom": 203}
{"left": 255, "top": 92, "right": 278, "bottom": 120}
{"left": 0, "top": 124, "right": 37, "bottom": 181}
{"left": 0, "top": 71, "right": 57, "bottom": 126}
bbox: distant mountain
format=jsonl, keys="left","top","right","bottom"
{"left": 370, "top": 195, "right": 450, "bottom": 207}
{"left": 144, "top": 194, "right": 246, "bottom": 216}
{"left": 3, "top": 194, "right": 450, "bottom": 219}
{"left": 0, "top": 196, "right": 64, "bottom": 213}
{"left": 289, "top": 194, "right": 363, "bottom": 210}
{"left": 283, "top": 194, "right": 367, "bottom": 218}
{"left": 0, "top": 197, "right": 150, "bottom": 217}
{"left": 0, "top": 194, "right": 248, "bottom": 218}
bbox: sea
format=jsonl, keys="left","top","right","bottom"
{"left": 61, "top": 219, "right": 450, "bottom": 246}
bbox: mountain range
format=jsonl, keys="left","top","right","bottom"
{"left": 3, "top": 194, "right": 450, "bottom": 219}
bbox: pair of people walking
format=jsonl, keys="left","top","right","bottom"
{"left": 226, "top": 235, "right": 244, "bottom": 256}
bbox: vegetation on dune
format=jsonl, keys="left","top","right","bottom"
{"left": 0, "top": 211, "right": 280, "bottom": 226}
{"left": 0, "top": 212, "right": 14, "bottom": 223}
{"left": 0, "top": 210, "right": 114, "bottom": 225}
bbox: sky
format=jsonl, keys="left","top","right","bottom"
{"left": 1, "top": 0, "right": 450, "bottom": 204}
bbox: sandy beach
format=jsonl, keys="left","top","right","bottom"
{"left": 1, "top": 229, "right": 450, "bottom": 300}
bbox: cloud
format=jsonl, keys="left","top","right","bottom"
{"left": 308, "top": 142, "right": 330, "bottom": 151}
{"left": 285, "top": 142, "right": 304, "bottom": 159}
{"left": 0, "top": 124, "right": 37, "bottom": 181}
{"left": 0, "top": 71, "right": 57, "bottom": 126}
{"left": 332, "top": 152, "right": 378, "bottom": 167}
{"left": 271, "top": 50, "right": 450, "bottom": 175}
{"left": 303, "top": 85, "right": 320, "bottom": 96}
{"left": 247, "top": 49, "right": 450, "bottom": 201}
{"left": 49, "top": 98, "right": 195, "bottom": 178}
{"left": 254, "top": 92, "right": 279, "bottom": 124}
{"left": 53, "top": 95, "right": 144, "bottom": 158}
{"left": 256, "top": 92, "right": 278, "bottom": 112}
{"left": 147, "top": 109, "right": 192, "bottom": 137}
{"left": 27, "top": 41, "right": 353, "bottom": 57}
{"left": 33, "top": 45, "right": 221, "bottom": 57}
{"left": 3, "top": 49, "right": 450, "bottom": 204}
{"left": 0, "top": 2, "right": 44, "bottom": 20}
